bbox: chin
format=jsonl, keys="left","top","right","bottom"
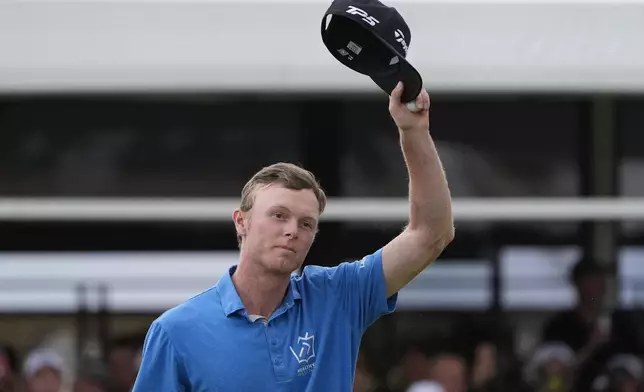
{"left": 264, "top": 255, "right": 303, "bottom": 275}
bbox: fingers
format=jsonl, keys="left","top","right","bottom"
{"left": 414, "top": 93, "right": 422, "bottom": 109}
{"left": 408, "top": 89, "right": 429, "bottom": 112}
{"left": 391, "top": 81, "right": 403, "bottom": 102}
{"left": 422, "top": 89, "right": 430, "bottom": 110}
{"left": 391, "top": 81, "right": 430, "bottom": 112}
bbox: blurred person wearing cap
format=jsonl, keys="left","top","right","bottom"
{"left": 591, "top": 354, "right": 643, "bottom": 392}
{"left": 22, "top": 349, "right": 66, "bottom": 392}
{"left": 542, "top": 258, "right": 611, "bottom": 359}
{"left": 523, "top": 342, "right": 577, "bottom": 392}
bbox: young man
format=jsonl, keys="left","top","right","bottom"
{"left": 132, "top": 82, "right": 454, "bottom": 391}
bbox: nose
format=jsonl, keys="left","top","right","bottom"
{"left": 283, "top": 219, "right": 299, "bottom": 239}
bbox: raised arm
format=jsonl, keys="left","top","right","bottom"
{"left": 382, "top": 82, "right": 455, "bottom": 297}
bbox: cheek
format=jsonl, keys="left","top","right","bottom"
{"left": 300, "top": 231, "right": 316, "bottom": 245}
{"left": 249, "top": 221, "right": 282, "bottom": 245}
{"left": 247, "top": 217, "right": 269, "bottom": 234}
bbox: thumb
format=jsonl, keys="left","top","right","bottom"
{"left": 391, "top": 81, "right": 403, "bottom": 102}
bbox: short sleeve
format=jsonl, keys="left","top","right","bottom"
{"left": 132, "top": 321, "right": 187, "bottom": 392}
{"left": 328, "top": 248, "right": 398, "bottom": 332}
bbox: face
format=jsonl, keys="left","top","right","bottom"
{"left": 401, "top": 349, "right": 431, "bottom": 382}
{"left": 429, "top": 355, "right": 467, "bottom": 392}
{"left": 28, "top": 367, "right": 62, "bottom": 392}
{"left": 234, "top": 184, "right": 319, "bottom": 275}
{"left": 108, "top": 347, "right": 136, "bottom": 389}
{"left": 577, "top": 273, "right": 607, "bottom": 305}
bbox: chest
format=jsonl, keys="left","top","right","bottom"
{"left": 183, "top": 306, "right": 356, "bottom": 392}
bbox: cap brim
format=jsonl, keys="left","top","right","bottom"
{"left": 370, "top": 59, "right": 422, "bottom": 104}
{"left": 369, "top": 35, "right": 423, "bottom": 103}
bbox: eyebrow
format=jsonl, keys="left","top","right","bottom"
{"left": 272, "top": 204, "right": 317, "bottom": 222}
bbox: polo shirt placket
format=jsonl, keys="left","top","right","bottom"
{"left": 263, "top": 291, "right": 298, "bottom": 383}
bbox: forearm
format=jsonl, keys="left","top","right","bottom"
{"left": 381, "top": 84, "right": 454, "bottom": 295}
{"left": 399, "top": 126, "right": 453, "bottom": 236}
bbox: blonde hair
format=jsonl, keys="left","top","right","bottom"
{"left": 237, "top": 162, "right": 327, "bottom": 246}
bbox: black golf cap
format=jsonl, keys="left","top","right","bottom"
{"left": 321, "top": 0, "right": 423, "bottom": 103}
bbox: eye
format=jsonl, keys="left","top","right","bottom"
{"left": 272, "top": 212, "right": 286, "bottom": 220}
{"left": 301, "top": 221, "right": 314, "bottom": 230}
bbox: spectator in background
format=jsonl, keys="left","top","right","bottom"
{"left": 353, "top": 346, "right": 391, "bottom": 392}
{"left": 402, "top": 340, "right": 467, "bottom": 392}
{"left": 0, "top": 343, "right": 21, "bottom": 392}
{"left": 542, "top": 258, "right": 611, "bottom": 360}
{"left": 106, "top": 337, "right": 142, "bottom": 392}
{"left": 398, "top": 340, "right": 434, "bottom": 388}
{"left": 469, "top": 342, "right": 498, "bottom": 392}
{"left": 427, "top": 352, "right": 467, "bottom": 392}
{"left": 591, "top": 354, "right": 643, "bottom": 392}
{"left": 523, "top": 342, "right": 577, "bottom": 392}
{"left": 73, "top": 358, "right": 109, "bottom": 392}
{"left": 22, "top": 349, "right": 66, "bottom": 392}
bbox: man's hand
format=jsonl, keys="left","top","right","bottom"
{"left": 389, "top": 81, "right": 430, "bottom": 132}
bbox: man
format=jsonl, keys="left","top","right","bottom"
{"left": 132, "top": 82, "right": 454, "bottom": 391}
{"left": 402, "top": 341, "right": 467, "bottom": 392}
{"left": 106, "top": 336, "right": 141, "bottom": 392}
{"left": 542, "top": 258, "right": 610, "bottom": 357}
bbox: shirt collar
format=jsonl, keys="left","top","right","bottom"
{"left": 216, "top": 265, "right": 301, "bottom": 317}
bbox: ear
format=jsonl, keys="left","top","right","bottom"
{"left": 233, "top": 209, "right": 247, "bottom": 239}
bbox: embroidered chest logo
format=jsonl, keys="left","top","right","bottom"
{"left": 289, "top": 332, "right": 316, "bottom": 376}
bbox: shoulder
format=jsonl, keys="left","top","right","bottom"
{"left": 292, "top": 249, "right": 384, "bottom": 288}
{"left": 154, "top": 286, "right": 223, "bottom": 337}
{"left": 293, "top": 261, "right": 347, "bottom": 288}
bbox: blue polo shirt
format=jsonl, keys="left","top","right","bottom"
{"left": 132, "top": 248, "right": 397, "bottom": 392}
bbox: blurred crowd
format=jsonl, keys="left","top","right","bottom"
{"left": 0, "top": 335, "right": 143, "bottom": 392}
{"left": 354, "top": 258, "right": 644, "bottom": 392}
{"left": 2, "top": 258, "right": 644, "bottom": 392}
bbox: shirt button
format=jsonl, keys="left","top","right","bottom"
{"left": 271, "top": 339, "right": 278, "bottom": 346}
{"left": 274, "top": 357, "right": 282, "bottom": 365}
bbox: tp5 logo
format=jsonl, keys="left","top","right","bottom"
{"left": 345, "top": 6, "right": 380, "bottom": 26}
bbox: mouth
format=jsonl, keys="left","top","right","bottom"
{"left": 276, "top": 246, "right": 296, "bottom": 254}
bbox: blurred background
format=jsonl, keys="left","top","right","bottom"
{"left": 1, "top": 0, "right": 644, "bottom": 392}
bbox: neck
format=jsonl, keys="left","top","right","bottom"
{"left": 232, "top": 256, "right": 291, "bottom": 319}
